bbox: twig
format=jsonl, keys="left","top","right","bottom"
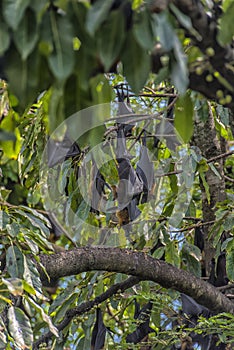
{"left": 217, "top": 283, "right": 234, "bottom": 291}
{"left": 33, "top": 276, "right": 141, "bottom": 349}
{"left": 0, "top": 201, "right": 47, "bottom": 214}
{"left": 170, "top": 220, "right": 215, "bottom": 233}
{"left": 155, "top": 170, "right": 183, "bottom": 178}
{"left": 207, "top": 150, "right": 234, "bottom": 163}
{"left": 128, "top": 96, "right": 177, "bottom": 151}
{"left": 224, "top": 175, "right": 234, "bottom": 183}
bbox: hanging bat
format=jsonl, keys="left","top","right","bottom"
{"left": 181, "top": 293, "right": 212, "bottom": 349}
{"left": 91, "top": 308, "right": 107, "bottom": 350}
{"left": 194, "top": 227, "right": 204, "bottom": 252}
{"left": 208, "top": 253, "right": 228, "bottom": 287}
{"left": 136, "top": 132, "right": 155, "bottom": 204}
{"left": 126, "top": 300, "right": 154, "bottom": 344}
{"left": 215, "top": 252, "right": 228, "bottom": 287}
{"left": 116, "top": 128, "right": 143, "bottom": 224}
{"left": 116, "top": 84, "right": 135, "bottom": 137}
{"left": 90, "top": 160, "right": 108, "bottom": 215}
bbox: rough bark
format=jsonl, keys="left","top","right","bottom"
{"left": 192, "top": 103, "right": 226, "bottom": 275}
{"left": 39, "top": 246, "right": 234, "bottom": 314}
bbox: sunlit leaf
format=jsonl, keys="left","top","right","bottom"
{"left": 8, "top": 306, "right": 33, "bottom": 348}
{"left": 175, "top": 94, "right": 194, "bottom": 143}
{"left": 15, "top": 209, "right": 50, "bottom": 237}
{"left": 27, "top": 296, "right": 59, "bottom": 337}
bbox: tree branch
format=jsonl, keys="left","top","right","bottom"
{"left": 39, "top": 247, "right": 234, "bottom": 315}
{"left": 33, "top": 275, "right": 141, "bottom": 349}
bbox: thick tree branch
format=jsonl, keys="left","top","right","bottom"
{"left": 39, "top": 247, "right": 234, "bottom": 314}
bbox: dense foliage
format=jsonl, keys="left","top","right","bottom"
{"left": 0, "top": 0, "right": 234, "bottom": 349}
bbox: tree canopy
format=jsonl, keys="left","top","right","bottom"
{"left": 0, "top": 0, "right": 234, "bottom": 349}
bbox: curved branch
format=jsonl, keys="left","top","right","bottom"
{"left": 39, "top": 246, "right": 234, "bottom": 314}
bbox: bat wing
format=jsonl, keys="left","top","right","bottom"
{"left": 181, "top": 293, "right": 210, "bottom": 318}
{"left": 91, "top": 308, "right": 107, "bottom": 350}
{"left": 47, "top": 133, "right": 80, "bottom": 168}
{"left": 136, "top": 146, "right": 154, "bottom": 203}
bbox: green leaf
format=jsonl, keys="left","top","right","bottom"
{"left": 29, "top": 0, "right": 48, "bottom": 13}
{"left": 2, "top": 278, "right": 24, "bottom": 296}
{"left": 223, "top": 214, "right": 234, "bottom": 231}
{"left": 97, "top": 9, "right": 125, "bottom": 71}
{"left": 6, "top": 222, "right": 19, "bottom": 237}
{"left": 25, "top": 257, "right": 43, "bottom": 296}
{"left": 90, "top": 74, "right": 114, "bottom": 104}
{"left": 218, "top": 2, "right": 234, "bottom": 45}
{"left": 49, "top": 85, "right": 65, "bottom": 131}
{"left": 0, "top": 21, "right": 10, "bottom": 55}
{"left": 0, "top": 317, "right": 7, "bottom": 348}
{"left": 169, "top": 3, "right": 201, "bottom": 40}
{"left": 48, "top": 11, "right": 75, "bottom": 81}
{"left": 23, "top": 257, "right": 43, "bottom": 298}
{"left": 8, "top": 306, "right": 33, "bottom": 348}
{"left": 13, "top": 8, "right": 38, "bottom": 60}
{"left": 175, "top": 94, "right": 194, "bottom": 143}
{"left": 226, "top": 249, "right": 234, "bottom": 281}
{"left": 52, "top": 293, "right": 78, "bottom": 324}
{"left": 209, "top": 162, "right": 222, "bottom": 179}
{"left": 5, "top": 48, "right": 40, "bottom": 109}
{"left": 14, "top": 209, "right": 50, "bottom": 237}
{"left": 6, "top": 246, "right": 24, "bottom": 279}
{"left": 170, "top": 38, "right": 189, "bottom": 95}
{"left": 199, "top": 171, "right": 210, "bottom": 204}
{"left": 0, "top": 112, "right": 21, "bottom": 159}
{"left": 121, "top": 31, "right": 150, "bottom": 93}
{"left": 2, "top": 0, "right": 30, "bottom": 30}
{"left": 0, "top": 210, "right": 10, "bottom": 230}
{"left": 155, "top": 12, "right": 175, "bottom": 51}
{"left": 18, "top": 206, "right": 51, "bottom": 226}
{"left": 165, "top": 240, "right": 180, "bottom": 267}
{"left": 133, "top": 9, "right": 155, "bottom": 50}
{"left": 49, "top": 282, "right": 78, "bottom": 314}
{"left": 86, "top": 0, "right": 115, "bottom": 36}
{"left": 27, "top": 296, "right": 59, "bottom": 337}
{"left": 181, "top": 243, "right": 201, "bottom": 277}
